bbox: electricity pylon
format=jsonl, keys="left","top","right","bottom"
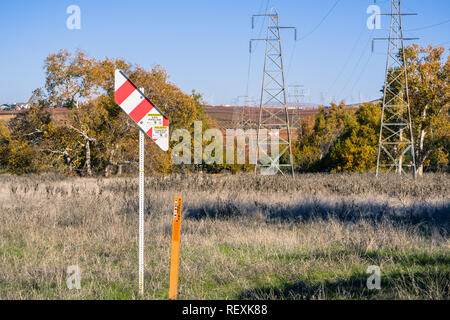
{"left": 374, "top": 0, "right": 417, "bottom": 178}
{"left": 289, "top": 84, "right": 308, "bottom": 135}
{"left": 250, "top": 8, "right": 296, "bottom": 176}
{"left": 236, "top": 96, "right": 255, "bottom": 130}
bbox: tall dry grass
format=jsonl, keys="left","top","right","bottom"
{"left": 0, "top": 173, "right": 448, "bottom": 299}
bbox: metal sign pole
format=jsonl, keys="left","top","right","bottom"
{"left": 138, "top": 89, "right": 145, "bottom": 296}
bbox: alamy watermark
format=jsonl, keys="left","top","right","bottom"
{"left": 171, "top": 121, "right": 281, "bottom": 173}
{"left": 366, "top": 265, "right": 381, "bottom": 290}
{"left": 66, "top": 5, "right": 81, "bottom": 30}
{"left": 66, "top": 265, "right": 81, "bottom": 290}
{"left": 367, "top": 5, "right": 381, "bottom": 30}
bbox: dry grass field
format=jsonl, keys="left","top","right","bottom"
{"left": 0, "top": 173, "right": 448, "bottom": 300}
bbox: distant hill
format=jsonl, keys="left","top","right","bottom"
{"left": 203, "top": 99, "right": 381, "bottom": 130}
{"left": 203, "top": 105, "right": 320, "bottom": 131}
{"left": 0, "top": 108, "right": 69, "bottom": 123}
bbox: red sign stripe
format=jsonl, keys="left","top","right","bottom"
{"left": 129, "top": 99, "right": 154, "bottom": 123}
{"left": 163, "top": 117, "right": 169, "bottom": 126}
{"left": 115, "top": 80, "right": 136, "bottom": 106}
{"left": 147, "top": 127, "right": 153, "bottom": 138}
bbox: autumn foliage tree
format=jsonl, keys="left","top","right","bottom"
{"left": 1, "top": 49, "right": 211, "bottom": 175}
{"left": 404, "top": 44, "right": 449, "bottom": 175}
{"left": 294, "top": 102, "right": 357, "bottom": 171}
{"left": 328, "top": 103, "right": 380, "bottom": 172}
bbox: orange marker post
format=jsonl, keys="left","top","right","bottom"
{"left": 169, "top": 196, "right": 183, "bottom": 300}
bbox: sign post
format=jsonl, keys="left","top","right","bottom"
{"left": 114, "top": 70, "right": 170, "bottom": 296}
{"left": 169, "top": 196, "right": 183, "bottom": 300}
{"left": 138, "top": 89, "right": 145, "bottom": 296}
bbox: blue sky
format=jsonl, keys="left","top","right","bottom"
{"left": 1, "top": 0, "right": 449, "bottom": 105}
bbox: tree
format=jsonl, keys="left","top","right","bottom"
{"left": 6, "top": 139, "right": 36, "bottom": 175}
{"left": 403, "top": 44, "right": 450, "bottom": 174}
{"left": 329, "top": 103, "right": 380, "bottom": 172}
{"left": 294, "top": 102, "right": 356, "bottom": 171}
{"left": 5, "top": 104, "right": 54, "bottom": 173}
{"left": 40, "top": 49, "right": 211, "bottom": 175}
{"left": 1, "top": 117, "right": 40, "bottom": 175}
{"left": 0, "top": 122, "right": 11, "bottom": 170}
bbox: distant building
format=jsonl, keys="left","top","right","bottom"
{"left": 14, "top": 103, "right": 30, "bottom": 110}
{"left": 0, "top": 103, "right": 27, "bottom": 110}
{"left": 0, "top": 103, "right": 30, "bottom": 111}
{"left": 0, "top": 104, "right": 14, "bottom": 111}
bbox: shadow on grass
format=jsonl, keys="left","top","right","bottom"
{"left": 297, "top": 248, "right": 450, "bottom": 267}
{"left": 361, "top": 249, "right": 450, "bottom": 267}
{"left": 237, "top": 270, "right": 449, "bottom": 300}
{"left": 185, "top": 198, "right": 450, "bottom": 231}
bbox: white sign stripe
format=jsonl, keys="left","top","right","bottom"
{"left": 114, "top": 70, "right": 127, "bottom": 92}
{"left": 139, "top": 114, "right": 155, "bottom": 133}
{"left": 120, "top": 90, "right": 144, "bottom": 114}
{"left": 155, "top": 137, "right": 169, "bottom": 151}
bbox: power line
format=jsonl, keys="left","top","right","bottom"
{"left": 287, "top": 0, "right": 343, "bottom": 84}
{"left": 327, "top": 24, "right": 367, "bottom": 96}
{"left": 349, "top": 52, "right": 373, "bottom": 97}
{"left": 284, "top": 5, "right": 302, "bottom": 85}
{"left": 285, "top": 35, "right": 297, "bottom": 85}
{"left": 338, "top": 28, "right": 376, "bottom": 101}
{"left": 246, "top": 0, "right": 270, "bottom": 100}
{"left": 299, "top": 0, "right": 342, "bottom": 40}
{"left": 251, "top": 0, "right": 271, "bottom": 54}
{"left": 246, "top": 0, "right": 270, "bottom": 97}
{"left": 405, "top": 19, "right": 450, "bottom": 32}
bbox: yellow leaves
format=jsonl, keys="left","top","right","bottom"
{"left": 0, "top": 122, "right": 11, "bottom": 167}
{"left": 356, "top": 103, "right": 381, "bottom": 128}
{"left": 390, "top": 44, "right": 450, "bottom": 170}
{"left": 331, "top": 127, "right": 378, "bottom": 173}
{"left": 430, "top": 108, "right": 450, "bottom": 139}
{"left": 435, "top": 148, "right": 448, "bottom": 166}
{"left": 44, "top": 49, "right": 130, "bottom": 107}
{"left": 40, "top": 49, "right": 211, "bottom": 175}
{"left": 6, "top": 140, "right": 35, "bottom": 175}
{"left": 0, "top": 121, "right": 10, "bottom": 141}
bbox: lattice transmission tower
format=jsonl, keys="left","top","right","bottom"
{"left": 374, "top": 0, "right": 417, "bottom": 178}
{"left": 289, "top": 84, "right": 308, "bottom": 136}
{"left": 237, "top": 96, "right": 256, "bottom": 130}
{"left": 250, "top": 8, "right": 296, "bottom": 176}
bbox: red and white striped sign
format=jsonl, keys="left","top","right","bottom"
{"left": 115, "top": 69, "right": 169, "bottom": 151}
